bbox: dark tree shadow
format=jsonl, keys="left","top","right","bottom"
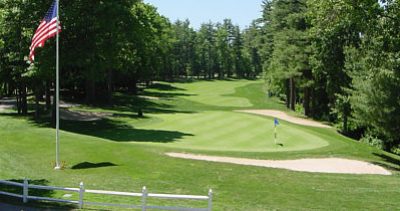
{"left": 0, "top": 179, "right": 75, "bottom": 210}
{"left": 61, "top": 118, "right": 193, "bottom": 143}
{"left": 0, "top": 113, "right": 27, "bottom": 117}
{"left": 71, "top": 162, "right": 117, "bottom": 170}
{"left": 31, "top": 117, "right": 193, "bottom": 143}
{"left": 147, "top": 83, "right": 186, "bottom": 91}
{"left": 111, "top": 113, "right": 149, "bottom": 119}
{"left": 99, "top": 92, "right": 196, "bottom": 115}
{"left": 142, "top": 90, "right": 195, "bottom": 99}
{"left": 1, "top": 82, "right": 199, "bottom": 118}
{"left": 373, "top": 153, "right": 400, "bottom": 172}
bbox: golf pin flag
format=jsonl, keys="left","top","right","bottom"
{"left": 274, "top": 118, "right": 279, "bottom": 126}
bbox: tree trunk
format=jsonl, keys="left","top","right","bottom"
{"left": 290, "top": 77, "right": 296, "bottom": 111}
{"left": 218, "top": 69, "right": 223, "bottom": 79}
{"left": 16, "top": 83, "right": 28, "bottom": 115}
{"left": 128, "top": 77, "right": 138, "bottom": 95}
{"left": 45, "top": 81, "right": 51, "bottom": 112}
{"left": 285, "top": 79, "right": 290, "bottom": 108}
{"left": 35, "top": 90, "right": 40, "bottom": 119}
{"left": 21, "top": 84, "right": 27, "bottom": 115}
{"left": 7, "top": 83, "right": 13, "bottom": 96}
{"left": 106, "top": 69, "right": 113, "bottom": 104}
{"left": 85, "top": 79, "right": 96, "bottom": 104}
{"left": 16, "top": 88, "right": 21, "bottom": 114}
{"left": 0, "top": 83, "right": 4, "bottom": 98}
{"left": 310, "top": 88, "right": 316, "bottom": 118}
{"left": 343, "top": 113, "right": 348, "bottom": 134}
{"left": 303, "top": 87, "right": 311, "bottom": 116}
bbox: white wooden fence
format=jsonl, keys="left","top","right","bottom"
{"left": 0, "top": 179, "right": 212, "bottom": 211}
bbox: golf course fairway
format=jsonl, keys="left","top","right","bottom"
{"left": 0, "top": 79, "right": 399, "bottom": 210}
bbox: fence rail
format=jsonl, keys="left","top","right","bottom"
{"left": 0, "top": 179, "right": 212, "bottom": 210}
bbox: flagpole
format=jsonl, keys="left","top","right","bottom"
{"left": 54, "top": 0, "right": 61, "bottom": 170}
{"left": 274, "top": 118, "right": 278, "bottom": 145}
{"left": 274, "top": 125, "right": 277, "bottom": 145}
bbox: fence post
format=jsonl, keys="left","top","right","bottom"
{"left": 79, "top": 182, "right": 84, "bottom": 209}
{"left": 23, "top": 178, "right": 28, "bottom": 203}
{"left": 208, "top": 189, "right": 213, "bottom": 211}
{"left": 142, "top": 186, "right": 147, "bottom": 211}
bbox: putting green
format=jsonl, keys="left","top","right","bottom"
{"left": 135, "top": 111, "right": 329, "bottom": 152}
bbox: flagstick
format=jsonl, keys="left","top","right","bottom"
{"left": 54, "top": 0, "right": 61, "bottom": 170}
{"left": 274, "top": 125, "right": 277, "bottom": 145}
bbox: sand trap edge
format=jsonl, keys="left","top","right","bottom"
{"left": 166, "top": 153, "right": 391, "bottom": 175}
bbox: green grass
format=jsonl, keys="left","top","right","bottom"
{"left": 1, "top": 79, "right": 400, "bottom": 210}
{"left": 131, "top": 111, "right": 330, "bottom": 152}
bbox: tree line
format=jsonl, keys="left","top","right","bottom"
{"left": 0, "top": 0, "right": 261, "bottom": 114}
{"left": 257, "top": 0, "right": 399, "bottom": 153}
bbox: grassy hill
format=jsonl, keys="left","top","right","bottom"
{"left": 0, "top": 79, "right": 399, "bottom": 210}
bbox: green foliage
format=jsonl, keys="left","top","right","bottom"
{"left": 360, "top": 133, "right": 385, "bottom": 150}
{"left": 342, "top": 1, "right": 400, "bottom": 149}
{"left": 170, "top": 19, "right": 196, "bottom": 77}
{"left": 348, "top": 45, "right": 400, "bottom": 147}
{"left": 257, "top": 0, "right": 400, "bottom": 151}
{"left": 242, "top": 21, "right": 263, "bottom": 77}
{"left": 261, "top": 0, "right": 311, "bottom": 112}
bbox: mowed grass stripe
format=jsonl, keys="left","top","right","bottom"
{"left": 174, "top": 80, "right": 254, "bottom": 107}
{"left": 139, "top": 111, "right": 329, "bottom": 152}
{"left": 188, "top": 112, "right": 252, "bottom": 135}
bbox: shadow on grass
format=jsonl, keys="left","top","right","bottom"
{"left": 71, "top": 162, "right": 117, "bottom": 170}
{"left": 170, "top": 77, "right": 253, "bottom": 83}
{"left": 0, "top": 179, "right": 75, "bottom": 210}
{"left": 101, "top": 92, "right": 196, "bottom": 115}
{"left": 142, "top": 90, "right": 195, "bottom": 99}
{"left": 373, "top": 153, "right": 400, "bottom": 172}
{"left": 147, "top": 83, "right": 186, "bottom": 91}
{"left": 31, "top": 117, "right": 193, "bottom": 143}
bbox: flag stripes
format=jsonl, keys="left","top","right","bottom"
{"left": 29, "top": 0, "right": 61, "bottom": 62}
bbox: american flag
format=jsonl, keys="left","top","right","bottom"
{"left": 29, "top": 0, "right": 61, "bottom": 62}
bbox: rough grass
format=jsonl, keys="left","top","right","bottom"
{"left": 0, "top": 79, "right": 399, "bottom": 210}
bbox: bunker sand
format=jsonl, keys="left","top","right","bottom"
{"left": 167, "top": 153, "right": 391, "bottom": 175}
{"left": 238, "top": 110, "right": 331, "bottom": 128}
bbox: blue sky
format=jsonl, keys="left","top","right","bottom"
{"left": 143, "top": 0, "right": 264, "bottom": 30}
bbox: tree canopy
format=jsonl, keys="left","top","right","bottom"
{"left": 257, "top": 0, "right": 400, "bottom": 152}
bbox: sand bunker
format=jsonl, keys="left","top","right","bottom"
{"left": 167, "top": 153, "right": 391, "bottom": 175}
{"left": 239, "top": 110, "right": 331, "bottom": 128}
